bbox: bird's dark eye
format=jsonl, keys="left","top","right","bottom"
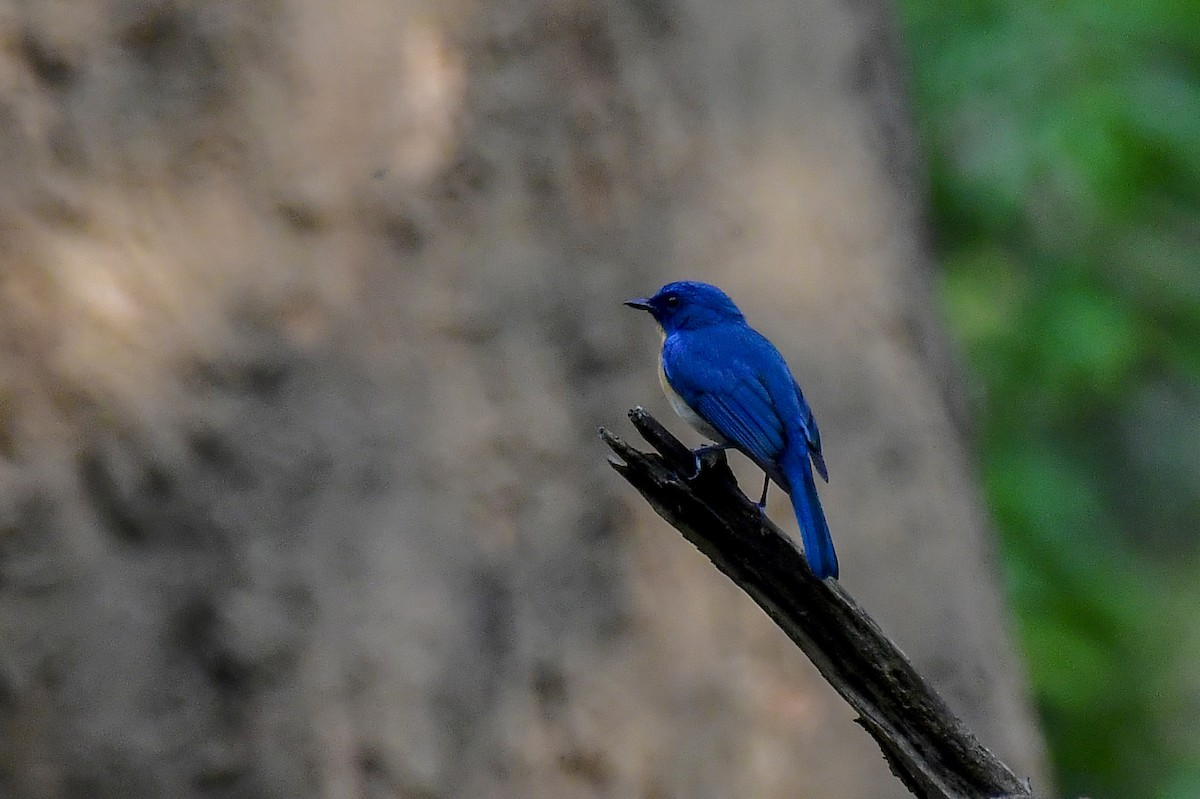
{"left": 664, "top": 294, "right": 680, "bottom": 308}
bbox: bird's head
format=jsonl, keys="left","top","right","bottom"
{"left": 624, "top": 281, "right": 745, "bottom": 332}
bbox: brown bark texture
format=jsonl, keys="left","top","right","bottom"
{"left": 0, "top": 1, "right": 1048, "bottom": 798}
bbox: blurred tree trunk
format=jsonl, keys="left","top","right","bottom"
{"left": 0, "top": 1, "right": 1047, "bottom": 797}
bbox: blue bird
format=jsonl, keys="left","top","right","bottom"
{"left": 625, "top": 281, "right": 838, "bottom": 579}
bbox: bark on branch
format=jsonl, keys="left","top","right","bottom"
{"left": 600, "top": 408, "right": 1035, "bottom": 799}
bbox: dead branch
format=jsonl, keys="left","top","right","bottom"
{"left": 600, "top": 407, "right": 1035, "bottom": 799}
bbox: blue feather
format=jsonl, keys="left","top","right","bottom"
{"left": 783, "top": 443, "right": 838, "bottom": 578}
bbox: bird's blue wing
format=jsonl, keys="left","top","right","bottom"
{"left": 657, "top": 333, "right": 787, "bottom": 475}
{"left": 689, "top": 377, "right": 786, "bottom": 472}
{"left": 794, "top": 379, "right": 828, "bottom": 482}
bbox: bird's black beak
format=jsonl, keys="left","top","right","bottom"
{"left": 624, "top": 297, "right": 653, "bottom": 311}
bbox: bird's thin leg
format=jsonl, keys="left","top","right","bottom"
{"left": 689, "top": 443, "right": 731, "bottom": 479}
{"left": 757, "top": 474, "right": 770, "bottom": 509}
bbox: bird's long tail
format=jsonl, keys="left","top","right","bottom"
{"left": 782, "top": 445, "right": 838, "bottom": 579}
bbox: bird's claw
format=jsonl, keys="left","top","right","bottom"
{"left": 687, "top": 444, "right": 728, "bottom": 480}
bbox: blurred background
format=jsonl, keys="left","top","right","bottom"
{"left": 0, "top": 0, "right": 1193, "bottom": 797}
{"left": 900, "top": 1, "right": 1200, "bottom": 797}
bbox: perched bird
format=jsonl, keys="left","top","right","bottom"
{"left": 625, "top": 281, "right": 838, "bottom": 579}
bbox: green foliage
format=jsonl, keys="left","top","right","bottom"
{"left": 898, "top": 1, "right": 1200, "bottom": 796}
